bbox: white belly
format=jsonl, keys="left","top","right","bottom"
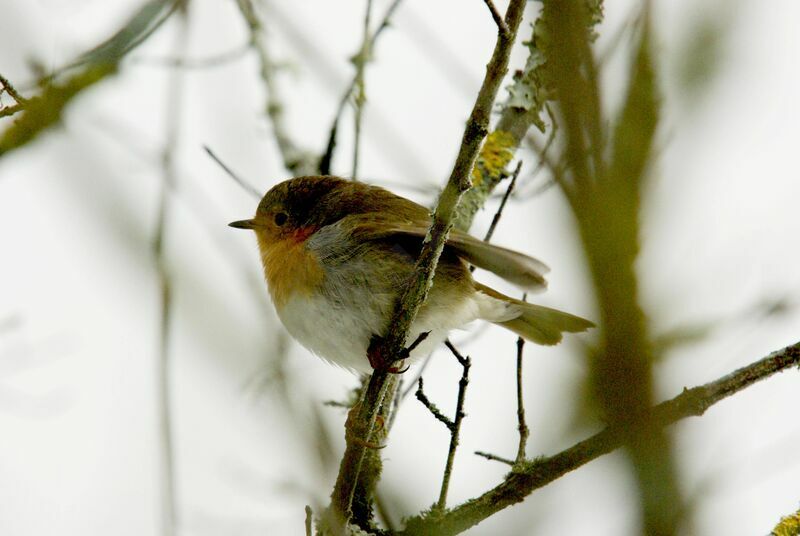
{"left": 276, "top": 290, "right": 484, "bottom": 373}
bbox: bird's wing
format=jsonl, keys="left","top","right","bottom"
{"left": 337, "top": 214, "right": 550, "bottom": 291}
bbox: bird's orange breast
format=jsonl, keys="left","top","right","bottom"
{"left": 257, "top": 231, "right": 324, "bottom": 309}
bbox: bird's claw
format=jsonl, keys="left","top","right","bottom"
{"left": 367, "top": 331, "right": 431, "bottom": 372}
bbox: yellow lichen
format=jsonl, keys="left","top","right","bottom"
{"left": 472, "top": 130, "right": 517, "bottom": 186}
{"left": 773, "top": 509, "right": 800, "bottom": 536}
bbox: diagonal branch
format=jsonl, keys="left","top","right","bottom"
{"left": 0, "top": 0, "right": 180, "bottom": 156}
{"left": 325, "top": 0, "right": 528, "bottom": 530}
{"left": 400, "top": 341, "right": 800, "bottom": 535}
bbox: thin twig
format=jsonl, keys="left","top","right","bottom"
{"left": 400, "top": 341, "right": 800, "bottom": 535}
{"left": 481, "top": 0, "right": 510, "bottom": 37}
{"left": 203, "top": 145, "right": 262, "bottom": 200}
{"left": 514, "top": 325, "right": 529, "bottom": 463}
{"left": 474, "top": 451, "right": 514, "bottom": 466}
{"left": 415, "top": 378, "right": 453, "bottom": 429}
{"left": 482, "top": 160, "right": 522, "bottom": 243}
{"left": 351, "top": 0, "right": 374, "bottom": 180}
{"left": 319, "top": 0, "right": 404, "bottom": 175}
{"left": 436, "top": 341, "right": 471, "bottom": 511}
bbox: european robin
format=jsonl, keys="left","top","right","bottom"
{"left": 230, "top": 176, "right": 592, "bottom": 372}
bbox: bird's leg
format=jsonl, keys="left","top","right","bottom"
{"left": 367, "top": 331, "right": 431, "bottom": 373}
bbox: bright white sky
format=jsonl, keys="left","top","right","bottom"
{"left": 1, "top": 1, "right": 799, "bottom": 535}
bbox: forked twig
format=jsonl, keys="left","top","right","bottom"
{"left": 481, "top": 0, "right": 510, "bottom": 37}
{"left": 416, "top": 340, "right": 472, "bottom": 511}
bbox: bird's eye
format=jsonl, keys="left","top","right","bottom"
{"left": 274, "top": 212, "right": 288, "bottom": 226}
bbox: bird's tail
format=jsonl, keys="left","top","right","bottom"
{"left": 475, "top": 283, "right": 594, "bottom": 345}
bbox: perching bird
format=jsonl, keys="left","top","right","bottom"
{"left": 230, "top": 176, "right": 592, "bottom": 372}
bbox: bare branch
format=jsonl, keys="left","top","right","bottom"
{"left": 481, "top": 0, "right": 510, "bottom": 37}
{"left": 514, "top": 323, "right": 529, "bottom": 463}
{"left": 401, "top": 341, "right": 800, "bottom": 535}
{"left": 437, "top": 342, "right": 471, "bottom": 511}
{"left": 415, "top": 378, "right": 453, "bottom": 430}
{"left": 132, "top": 42, "right": 252, "bottom": 69}
{"left": 474, "top": 451, "right": 514, "bottom": 466}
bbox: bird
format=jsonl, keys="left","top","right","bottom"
{"left": 229, "top": 175, "right": 592, "bottom": 373}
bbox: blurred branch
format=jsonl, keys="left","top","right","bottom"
{"left": 319, "top": 0, "right": 404, "bottom": 175}
{"left": 0, "top": 73, "right": 29, "bottom": 105}
{"left": 325, "top": 0, "right": 527, "bottom": 531}
{"left": 0, "top": 0, "right": 179, "bottom": 156}
{"left": 401, "top": 341, "right": 800, "bottom": 535}
{"left": 132, "top": 42, "right": 252, "bottom": 68}
{"left": 235, "top": 0, "right": 318, "bottom": 176}
{"left": 0, "top": 73, "right": 29, "bottom": 118}
{"left": 351, "top": 0, "right": 374, "bottom": 180}
{"left": 154, "top": 6, "right": 189, "bottom": 536}
{"left": 540, "top": 1, "right": 684, "bottom": 532}
{"left": 0, "top": 103, "right": 25, "bottom": 120}
{"left": 305, "top": 505, "right": 313, "bottom": 536}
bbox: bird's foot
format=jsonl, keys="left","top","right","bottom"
{"left": 367, "top": 331, "right": 430, "bottom": 373}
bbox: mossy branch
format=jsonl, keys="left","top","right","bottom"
{"left": 0, "top": 0, "right": 180, "bottom": 156}
{"left": 400, "top": 341, "right": 800, "bottom": 535}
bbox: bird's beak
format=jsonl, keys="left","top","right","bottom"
{"left": 228, "top": 219, "right": 257, "bottom": 230}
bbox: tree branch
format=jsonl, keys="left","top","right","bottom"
{"left": 325, "top": 0, "right": 528, "bottom": 530}
{"left": 400, "top": 341, "right": 800, "bottom": 535}
{"left": 481, "top": 0, "right": 509, "bottom": 37}
{"left": 319, "top": 0, "right": 404, "bottom": 175}
{"left": 235, "top": 0, "right": 319, "bottom": 176}
{"left": 436, "top": 341, "right": 471, "bottom": 511}
{"left": 514, "top": 329, "right": 529, "bottom": 463}
{"left": 351, "top": 0, "right": 374, "bottom": 180}
{"left": 0, "top": 0, "right": 179, "bottom": 156}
